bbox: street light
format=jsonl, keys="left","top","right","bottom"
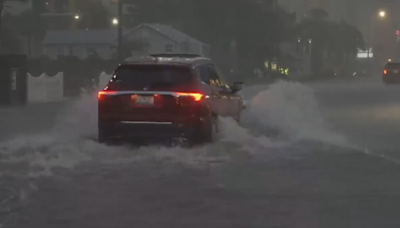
{"left": 74, "top": 14, "right": 80, "bottom": 20}
{"left": 379, "top": 10, "right": 386, "bottom": 18}
{"left": 296, "top": 38, "right": 301, "bottom": 56}
{"left": 112, "top": 18, "right": 118, "bottom": 25}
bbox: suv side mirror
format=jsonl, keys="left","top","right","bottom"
{"left": 231, "top": 81, "right": 244, "bottom": 93}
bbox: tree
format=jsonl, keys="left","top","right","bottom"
{"left": 73, "top": 0, "right": 112, "bottom": 29}
{"left": 0, "top": 26, "right": 21, "bottom": 53}
{"left": 328, "top": 21, "right": 365, "bottom": 62}
{"left": 130, "top": 0, "right": 295, "bottom": 75}
{"left": 308, "top": 7, "right": 329, "bottom": 21}
{"left": 31, "top": 0, "right": 48, "bottom": 13}
{"left": 296, "top": 8, "right": 365, "bottom": 76}
{"left": 0, "top": 0, "right": 28, "bottom": 49}
{"left": 36, "top": 0, "right": 111, "bottom": 30}
{"left": 10, "top": 9, "right": 47, "bottom": 56}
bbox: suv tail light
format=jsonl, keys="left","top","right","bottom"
{"left": 383, "top": 69, "right": 388, "bottom": 74}
{"left": 98, "top": 90, "right": 117, "bottom": 100}
{"left": 176, "top": 92, "right": 203, "bottom": 101}
{"left": 98, "top": 90, "right": 204, "bottom": 104}
{"left": 176, "top": 92, "right": 204, "bottom": 106}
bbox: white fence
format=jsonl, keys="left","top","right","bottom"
{"left": 27, "top": 72, "right": 64, "bottom": 103}
{"left": 26, "top": 72, "right": 114, "bottom": 104}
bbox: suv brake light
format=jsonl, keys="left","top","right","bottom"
{"left": 176, "top": 92, "right": 203, "bottom": 102}
{"left": 98, "top": 90, "right": 117, "bottom": 100}
{"left": 98, "top": 91, "right": 204, "bottom": 101}
{"left": 383, "top": 69, "right": 388, "bottom": 74}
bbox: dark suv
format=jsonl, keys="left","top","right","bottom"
{"left": 98, "top": 54, "right": 244, "bottom": 145}
{"left": 382, "top": 62, "right": 400, "bottom": 84}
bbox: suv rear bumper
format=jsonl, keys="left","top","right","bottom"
{"left": 383, "top": 74, "right": 400, "bottom": 83}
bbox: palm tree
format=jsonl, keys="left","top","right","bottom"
{"left": 327, "top": 21, "right": 365, "bottom": 75}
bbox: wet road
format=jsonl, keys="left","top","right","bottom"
{"left": 313, "top": 75, "right": 400, "bottom": 155}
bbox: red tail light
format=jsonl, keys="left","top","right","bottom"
{"left": 98, "top": 91, "right": 204, "bottom": 103}
{"left": 176, "top": 92, "right": 204, "bottom": 102}
{"left": 98, "top": 90, "right": 117, "bottom": 100}
{"left": 383, "top": 69, "right": 388, "bottom": 74}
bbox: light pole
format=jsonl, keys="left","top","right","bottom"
{"left": 367, "top": 10, "right": 386, "bottom": 60}
{"left": 297, "top": 38, "right": 301, "bottom": 56}
{"left": 117, "top": 0, "right": 123, "bottom": 62}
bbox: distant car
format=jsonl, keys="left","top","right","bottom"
{"left": 382, "top": 62, "right": 400, "bottom": 84}
{"left": 97, "top": 54, "right": 244, "bottom": 145}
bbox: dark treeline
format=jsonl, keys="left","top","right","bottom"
{"left": 127, "top": 0, "right": 365, "bottom": 76}
{"left": 0, "top": 0, "right": 366, "bottom": 78}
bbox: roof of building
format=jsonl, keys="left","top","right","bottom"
{"left": 42, "top": 23, "right": 208, "bottom": 46}
{"left": 42, "top": 29, "right": 120, "bottom": 45}
{"left": 123, "top": 54, "right": 211, "bottom": 66}
{"left": 137, "top": 23, "right": 207, "bottom": 45}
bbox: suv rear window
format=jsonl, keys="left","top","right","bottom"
{"left": 385, "top": 63, "right": 400, "bottom": 69}
{"left": 108, "top": 64, "right": 193, "bottom": 90}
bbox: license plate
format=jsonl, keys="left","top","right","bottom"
{"left": 394, "top": 70, "right": 398, "bottom": 73}
{"left": 133, "top": 95, "right": 154, "bottom": 105}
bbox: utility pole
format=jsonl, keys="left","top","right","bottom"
{"left": 117, "top": 0, "right": 123, "bottom": 62}
{"left": 367, "top": 10, "right": 387, "bottom": 71}
{"left": 367, "top": 18, "right": 371, "bottom": 61}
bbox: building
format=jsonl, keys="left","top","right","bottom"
{"left": 42, "top": 23, "right": 209, "bottom": 59}
{"left": 130, "top": 24, "right": 209, "bottom": 56}
{"left": 42, "top": 29, "right": 117, "bottom": 59}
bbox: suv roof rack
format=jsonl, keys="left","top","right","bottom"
{"left": 150, "top": 53, "right": 201, "bottom": 58}
{"left": 122, "top": 54, "right": 210, "bottom": 65}
{"left": 123, "top": 55, "right": 157, "bottom": 62}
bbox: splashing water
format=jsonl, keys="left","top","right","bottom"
{"left": 0, "top": 81, "right": 350, "bottom": 179}
{"left": 51, "top": 89, "right": 99, "bottom": 140}
{"left": 247, "top": 80, "right": 346, "bottom": 144}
